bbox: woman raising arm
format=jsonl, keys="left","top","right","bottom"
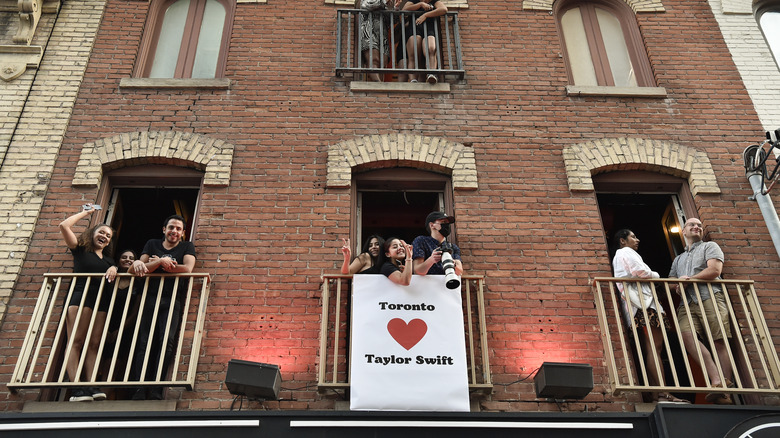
{"left": 379, "top": 238, "right": 414, "bottom": 285}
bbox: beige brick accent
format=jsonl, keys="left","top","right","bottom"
{"left": 563, "top": 138, "right": 721, "bottom": 196}
{"left": 0, "top": 1, "right": 106, "bottom": 319}
{"left": 72, "top": 131, "right": 235, "bottom": 187}
{"left": 708, "top": 0, "right": 780, "bottom": 130}
{"left": 522, "top": 0, "right": 664, "bottom": 12}
{"left": 327, "top": 133, "right": 478, "bottom": 189}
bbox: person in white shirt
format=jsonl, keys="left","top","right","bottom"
{"left": 613, "top": 229, "right": 688, "bottom": 404}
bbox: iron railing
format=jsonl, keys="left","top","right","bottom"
{"left": 9, "top": 273, "right": 211, "bottom": 394}
{"left": 593, "top": 277, "right": 780, "bottom": 400}
{"left": 318, "top": 274, "right": 491, "bottom": 393}
{"left": 335, "top": 9, "right": 465, "bottom": 80}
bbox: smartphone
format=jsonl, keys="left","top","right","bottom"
{"left": 82, "top": 204, "right": 103, "bottom": 211}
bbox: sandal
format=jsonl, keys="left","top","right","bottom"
{"left": 657, "top": 393, "right": 690, "bottom": 404}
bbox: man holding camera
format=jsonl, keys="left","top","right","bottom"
{"left": 412, "top": 211, "right": 463, "bottom": 276}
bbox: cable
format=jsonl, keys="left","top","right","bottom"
{"left": 493, "top": 366, "right": 541, "bottom": 387}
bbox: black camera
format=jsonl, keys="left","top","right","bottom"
{"left": 438, "top": 239, "right": 460, "bottom": 290}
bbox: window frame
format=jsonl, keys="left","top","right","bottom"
{"left": 93, "top": 165, "right": 204, "bottom": 253}
{"left": 555, "top": 0, "right": 655, "bottom": 87}
{"left": 135, "top": 0, "right": 235, "bottom": 79}
{"left": 350, "top": 168, "right": 456, "bottom": 252}
{"left": 756, "top": 2, "right": 780, "bottom": 69}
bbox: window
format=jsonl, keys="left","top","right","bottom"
{"left": 94, "top": 165, "right": 203, "bottom": 256}
{"left": 352, "top": 168, "right": 456, "bottom": 248}
{"left": 136, "top": 0, "right": 234, "bottom": 79}
{"left": 557, "top": 0, "right": 654, "bottom": 87}
{"left": 758, "top": 6, "right": 780, "bottom": 68}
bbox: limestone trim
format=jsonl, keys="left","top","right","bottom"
{"left": 562, "top": 138, "right": 721, "bottom": 196}
{"left": 522, "top": 0, "right": 664, "bottom": 13}
{"left": 327, "top": 134, "right": 478, "bottom": 190}
{"left": 72, "top": 131, "right": 235, "bottom": 187}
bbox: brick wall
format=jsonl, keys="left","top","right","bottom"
{"left": 0, "top": 0, "right": 777, "bottom": 412}
{"left": 0, "top": 2, "right": 106, "bottom": 334}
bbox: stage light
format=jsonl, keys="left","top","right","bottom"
{"left": 534, "top": 362, "right": 593, "bottom": 400}
{"left": 225, "top": 359, "right": 281, "bottom": 401}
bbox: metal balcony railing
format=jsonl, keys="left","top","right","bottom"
{"left": 9, "top": 273, "right": 211, "bottom": 394}
{"left": 318, "top": 274, "right": 491, "bottom": 393}
{"left": 593, "top": 277, "right": 780, "bottom": 400}
{"left": 335, "top": 9, "right": 465, "bottom": 80}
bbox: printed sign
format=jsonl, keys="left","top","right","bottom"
{"left": 349, "top": 275, "right": 470, "bottom": 411}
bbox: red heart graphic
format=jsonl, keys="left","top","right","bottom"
{"left": 387, "top": 318, "right": 427, "bottom": 350}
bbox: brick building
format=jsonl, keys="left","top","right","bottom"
{"left": 1, "top": 0, "right": 779, "bottom": 435}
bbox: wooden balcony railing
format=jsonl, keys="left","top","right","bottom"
{"left": 593, "top": 277, "right": 780, "bottom": 401}
{"left": 9, "top": 273, "right": 211, "bottom": 393}
{"left": 318, "top": 274, "right": 491, "bottom": 393}
{"left": 335, "top": 9, "right": 465, "bottom": 80}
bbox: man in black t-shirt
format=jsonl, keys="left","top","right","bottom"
{"left": 129, "top": 214, "right": 196, "bottom": 400}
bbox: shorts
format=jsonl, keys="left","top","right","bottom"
{"left": 67, "top": 280, "right": 113, "bottom": 313}
{"left": 677, "top": 293, "right": 731, "bottom": 340}
{"left": 633, "top": 307, "right": 670, "bottom": 330}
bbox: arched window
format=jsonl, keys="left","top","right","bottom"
{"left": 556, "top": 0, "right": 655, "bottom": 87}
{"left": 136, "top": 0, "right": 234, "bottom": 78}
{"left": 757, "top": 5, "right": 780, "bottom": 68}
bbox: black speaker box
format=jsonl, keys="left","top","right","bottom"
{"left": 225, "top": 359, "right": 281, "bottom": 400}
{"left": 534, "top": 362, "right": 593, "bottom": 399}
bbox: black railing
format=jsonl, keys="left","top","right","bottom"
{"left": 335, "top": 9, "right": 465, "bottom": 80}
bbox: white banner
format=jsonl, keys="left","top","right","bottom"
{"left": 349, "top": 275, "right": 469, "bottom": 411}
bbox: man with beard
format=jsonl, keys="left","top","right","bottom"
{"left": 669, "top": 217, "right": 733, "bottom": 404}
{"left": 412, "top": 211, "right": 463, "bottom": 276}
{"left": 129, "top": 214, "right": 196, "bottom": 400}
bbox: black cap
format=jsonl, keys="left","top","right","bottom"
{"left": 425, "top": 211, "right": 455, "bottom": 225}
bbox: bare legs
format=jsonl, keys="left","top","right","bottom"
{"left": 681, "top": 331, "right": 733, "bottom": 386}
{"left": 65, "top": 305, "right": 107, "bottom": 384}
{"left": 405, "top": 35, "right": 438, "bottom": 82}
{"left": 362, "top": 49, "right": 388, "bottom": 82}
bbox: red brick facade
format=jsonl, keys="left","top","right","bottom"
{"left": 0, "top": 0, "right": 777, "bottom": 412}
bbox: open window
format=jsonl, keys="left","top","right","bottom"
{"left": 94, "top": 165, "right": 203, "bottom": 257}
{"left": 351, "top": 168, "right": 455, "bottom": 250}
{"left": 594, "top": 171, "right": 693, "bottom": 269}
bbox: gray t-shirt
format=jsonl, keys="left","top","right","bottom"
{"left": 669, "top": 240, "right": 724, "bottom": 303}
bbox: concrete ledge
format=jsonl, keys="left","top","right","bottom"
{"left": 120, "top": 78, "right": 231, "bottom": 89}
{"left": 566, "top": 85, "right": 667, "bottom": 98}
{"left": 22, "top": 400, "right": 177, "bottom": 413}
{"left": 350, "top": 81, "right": 451, "bottom": 94}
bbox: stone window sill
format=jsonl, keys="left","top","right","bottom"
{"left": 119, "top": 78, "right": 231, "bottom": 90}
{"left": 566, "top": 85, "right": 667, "bottom": 98}
{"left": 350, "top": 81, "right": 450, "bottom": 94}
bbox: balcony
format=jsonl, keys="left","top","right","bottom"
{"left": 335, "top": 9, "right": 465, "bottom": 82}
{"left": 318, "top": 274, "right": 491, "bottom": 393}
{"left": 9, "top": 273, "right": 211, "bottom": 397}
{"left": 592, "top": 277, "right": 780, "bottom": 402}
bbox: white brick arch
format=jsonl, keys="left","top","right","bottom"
{"left": 327, "top": 133, "right": 478, "bottom": 190}
{"left": 72, "top": 131, "right": 235, "bottom": 187}
{"left": 562, "top": 138, "right": 721, "bottom": 196}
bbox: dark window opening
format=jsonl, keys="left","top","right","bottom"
{"left": 97, "top": 165, "right": 202, "bottom": 258}
{"left": 353, "top": 167, "right": 454, "bottom": 250}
